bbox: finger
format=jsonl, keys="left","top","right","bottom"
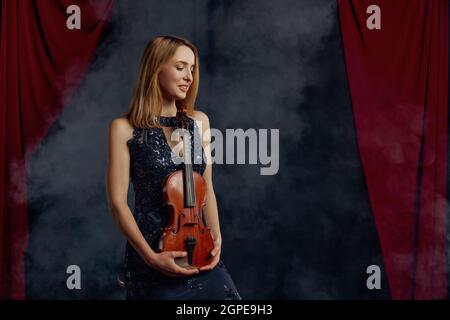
{"left": 154, "top": 264, "right": 184, "bottom": 278}
{"left": 200, "top": 257, "right": 220, "bottom": 271}
{"left": 171, "top": 251, "right": 188, "bottom": 258}
{"left": 200, "top": 263, "right": 215, "bottom": 271}
{"left": 173, "top": 265, "right": 200, "bottom": 276}
{"left": 177, "top": 269, "right": 199, "bottom": 276}
{"left": 199, "top": 265, "right": 212, "bottom": 271}
{"left": 167, "top": 256, "right": 199, "bottom": 275}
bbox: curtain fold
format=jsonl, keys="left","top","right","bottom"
{"left": 0, "top": 0, "right": 114, "bottom": 299}
{"left": 339, "top": 0, "right": 448, "bottom": 299}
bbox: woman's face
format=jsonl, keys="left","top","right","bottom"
{"left": 158, "top": 45, "right": 195, "bottom": 101}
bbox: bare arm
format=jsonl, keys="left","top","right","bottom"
{"left": 106, "top": 118, "right": 198, "bottom": 277}
{"left": 193, "top": 111, "right": 223, "bottom": 270}
{"left": 106, "top": 118, "right": 157, "bottom": 264}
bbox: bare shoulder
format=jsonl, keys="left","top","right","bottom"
{"left": 191, "top": 110, "right": 210, "bottom": 128}
{"left": 109, "top": 117, "right": 134, "bottom": 143}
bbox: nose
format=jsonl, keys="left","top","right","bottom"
{"left": 184, "top": 69, "right": 193, "bottom": 82}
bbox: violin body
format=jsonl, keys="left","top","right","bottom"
{"left": 158, "top": 109, "right": 214, "bottom": 269}
{"left": 159, "top": 170, "right": 214, "bottom": 268}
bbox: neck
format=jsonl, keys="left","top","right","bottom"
{"left": 161, "top": 97, "right": 177, "bottom": 117}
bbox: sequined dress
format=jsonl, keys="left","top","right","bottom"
{"left": 123, "top": 115, "right": 241, "bottom": 300}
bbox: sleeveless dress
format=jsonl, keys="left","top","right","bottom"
{"left": 123, "top": 115, "right": 241, "bottom": 300}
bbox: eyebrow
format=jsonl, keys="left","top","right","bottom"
{"left": 176, "top": 60, "right": 195, "bottom": 68}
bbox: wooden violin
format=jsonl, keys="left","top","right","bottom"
{"left": 158, "top": 107, "right": 214, "bottom": 269}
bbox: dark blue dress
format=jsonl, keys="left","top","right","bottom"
{"left": 124, "top": 115, "right": 241, "bottom": 300}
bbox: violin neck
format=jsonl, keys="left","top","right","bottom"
{"left": 183, "top": 163, "right": 196, "bottom": 207}
{"left": 182, "top": 131, "right": 196, "bottom": 208}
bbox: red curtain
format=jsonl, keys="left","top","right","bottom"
{"left": 339, "top": 0, "right": 448, "bottom": 299}
{"left": 0, "top": 0, "right": 114, "bottom": 299}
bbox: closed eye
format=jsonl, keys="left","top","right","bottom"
{"left": 177, "top": 66, "right": 195, "bottom": 75}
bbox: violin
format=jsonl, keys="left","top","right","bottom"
{"left": 158, "top": 107, "right": 214, "bottom": 269}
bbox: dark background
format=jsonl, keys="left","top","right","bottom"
{"left": 25, "top": 0, "right": 447, "bottom": 299}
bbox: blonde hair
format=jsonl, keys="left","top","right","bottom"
{"left": 124, "top": 35, "right": 200, "bottom": 128}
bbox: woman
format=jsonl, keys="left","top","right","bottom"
{"left": 106, "top": 35, "right": 241, "bottom": 300}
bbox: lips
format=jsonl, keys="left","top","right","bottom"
{"left": 178, "top": 85, "right": 189, "bottom": 92}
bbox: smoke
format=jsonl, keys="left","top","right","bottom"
{"left": 25, "top": 0, "right": 389, "bottom": 299}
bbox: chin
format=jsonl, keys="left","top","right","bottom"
{"left": 175, "top": 93, "right": 187, "bottom": 100}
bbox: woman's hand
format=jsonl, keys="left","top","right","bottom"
{"left": 199, "top": 238, "right": 222, "bottom": 272}
{"left": 145, "top": 251, "right": 200, "bottom": 277}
